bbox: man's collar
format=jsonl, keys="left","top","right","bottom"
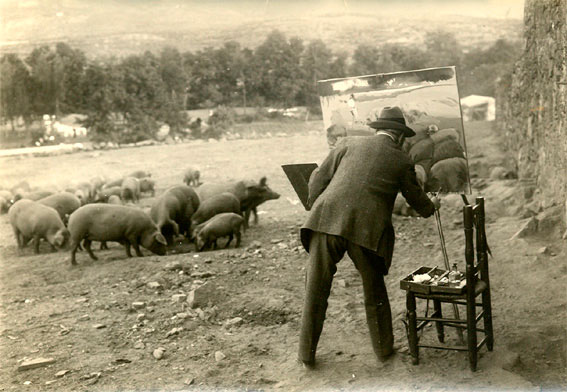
{"left": 375, "top": 131, "right": 397, "bottom": 143}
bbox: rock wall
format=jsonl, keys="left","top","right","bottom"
{"left": 496, "top": 0, "right": 567, "bottom": 230}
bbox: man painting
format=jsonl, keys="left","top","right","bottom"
{"left": 298, "top": 106, "right": 441, "bottom": 368}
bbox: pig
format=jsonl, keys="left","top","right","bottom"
{"left": 150, "top": 185, "right": 200, "bottom": 245}
{"left": 415, "top": 165, "right": 427, "bottom": 190}
{"left": 108, "top": 194, "right": 122, "bottom": 204}
{"left": 432, "top": 137, "right": 466, "bottom": 165}
{"left": 103, "top": 177, "right": 124, "bottom": 188}
{"left": 95, "top": 186, "right": 122, "bottom": 203}
{"left": 0, "top": 189, "right": 14, "bottom": 201}
{"left": 10, "top": 180, "right": 30, "bottom": 195}
{"left": 426, "top": 157, "right": 469, "bottom": 193}
{"left": 139, "top": 178, "right": 155, "bottom": 196}
{"left": 0, "top": 197, "right": 10, "bottom": 214}
{"left": 0, "top": 190, "right": 14, "bottom": 213}
{"left": 9, "top": 199, "right": 70, "bottom": 253}
{"left": 191, "top": 192, "right": 241, "bottom": 228}
{"left": 76, "top": 182, "right": 94, "bottom": 203}
{"left": 89, "top": 175, "right": 107, "bottom": 194}
{"left": 38, "top": 192, "right": 81, "bottom": 225}
{"left": 16, "top": 190, "right": 55, "bottom": 202}
{"left": 128, "top": 170, "right": 151, "bottom": 179}
{"left": 240, "top": 177, "right": 280, "bottom": 228}
{"left": 197, "top": 176, "right": 279, "bottom": 229}
{"left": 121, "top": 177, "right": 141, "bottom": 203}
{"left": 195, "top": 212, "right": 244, "bottom": 251}
{"left": 183, "top": 168, "right": 201, "bottom": 186}
{"left": 68, "top": 204, "right": 167, "bottom": 265}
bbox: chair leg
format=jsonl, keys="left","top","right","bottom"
{"left": 482, "top": 289, "right": 494, "bottom": 351}
{"left": 406, "top": 291, "right": 419, "bottom": 365}
{"left": 433, "top": 300, "right": 445, "bottom": 343}
{"left": 466, "top": 299, "right": 478, "bottom": 371}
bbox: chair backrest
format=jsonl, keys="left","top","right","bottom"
{"left": 463, "top": 197, "right": 490, "bottom": 297}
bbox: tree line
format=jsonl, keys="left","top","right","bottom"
{"left": 0, "top": 29, "right": 521, "bottom": 142}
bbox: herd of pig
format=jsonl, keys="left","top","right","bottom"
{"left": 1, "top": 167, "right": 281, "bottom": 265}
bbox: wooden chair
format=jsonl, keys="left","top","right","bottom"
{"left": 403, "top": 197, "right": 494, "bottom": 371}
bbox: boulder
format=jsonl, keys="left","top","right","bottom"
{"left": 187, "top": 282, "right": 215, "bottom": 309}
{"left": 511, "top": 217, "right": 538, "bottom": 239}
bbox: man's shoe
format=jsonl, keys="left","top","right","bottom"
{"left": 298, "top": 358, "right": 316, "bottom": 370}
{"left": 378, "top": 347, "right": 396, "bottom": 363}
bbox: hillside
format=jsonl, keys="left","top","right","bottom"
{"left": 1, "top": 0, "right": 522, "bottom": 58}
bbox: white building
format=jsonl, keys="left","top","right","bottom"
{"left": 460, "top": 95, "right": 496, "bottom": 122}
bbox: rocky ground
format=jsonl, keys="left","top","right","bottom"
{"left": 0, "top": 121, "right": 565, "bottom": 391}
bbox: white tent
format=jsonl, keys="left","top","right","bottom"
{"left": 460, "top": 95, "right": 495, "bottom": 121}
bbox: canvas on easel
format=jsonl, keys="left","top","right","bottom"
{"left": 281, "top": 163, "right": 318, "bottom": 210}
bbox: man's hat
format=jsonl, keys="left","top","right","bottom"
{"left": 367, "top": 106, "right": 416, "bottom": 137}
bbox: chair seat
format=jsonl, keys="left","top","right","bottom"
{"left": 413, "top": 280, "right": 487, "bottom": 301}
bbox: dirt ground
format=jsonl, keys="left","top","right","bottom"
{"left": 0, "top": 121, "right": 565, "bottom": 391}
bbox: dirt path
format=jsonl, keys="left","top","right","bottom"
{"left": 0, "top": 123, "right": 565, "bottom": 391}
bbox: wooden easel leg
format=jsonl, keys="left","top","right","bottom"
{"left": 406, "top": 291, "right": 419, "bottom": 365}
{"left": 433, "top": 300, "right": 445, "bottom": 343}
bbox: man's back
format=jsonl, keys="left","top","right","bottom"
{"left": 302, "top": 135, "right": 434, "bottom": 261}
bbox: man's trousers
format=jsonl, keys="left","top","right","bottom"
{"left": 298, "top": 231, "right": 394, "bottom": 364}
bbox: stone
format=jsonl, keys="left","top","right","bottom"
{"left": 166, "top": 327, "right": 184, "bottom": 338}
{"left": 270, "top": 239, "right": 283, "bottom": 244}
{"left": 18, "top": 357, "right": 56, "bottom": 371}
{"left": 134, "top": 341, "right": 145, "bottom": 350}
{"left": 489, "top": 166, "right": 508, "bottom": 180}
{"left": 190, "top": 271, "right": 214, "bottom": 279}
{"left": 493, "top": 349, "right": 521, "bottom": 372}
{"left": 537, "top": 246, "right": 550, "bottom": 255}
{"left": 176, "top": 312, "right": 190, "bottom": 319}
{"left": 187, "top": 282, "right": 215, "bottom": 309}
{"left": 195, "top": 308, "right": 206, "bottom": 320}
{"left": 93, "top": 324, "right": 107, "bottom": 329}
{"left": 55, "top": 370, "right": 70, "bottom": 378}
{"left": 164, "top": 261, "right": 183, "bottom": 271}
{"left": 248, "top": 240, "right": 262, "bottom": 250}
{"left": 537, "top": 205, "right": 564, "bottom": 233}
{"left": 78, "top": 314, "right": 90, "bottom": 321}
{"left": 153, "top": 347, "right": 166, "bottom": 360}
{"left": 147, "top": 281, "right": 161, "bottom": 289}
{"left": 511, "top": 217, "right": 538, "bottom": 239}
{"left": 172, "top": 294, "right": 187, "bottom": 303}
{"left": 215, "top": 351, "right": 226, "bottom": 362}
{"left": 137, "top": 314, "right": 146, "bottom": 321}
{"left": 184, "top": 377, "right": 195, "bottom": 385}
{"left": 225, "top": 317, "right": 244, "bottom": 327}
{"left": 132, "top": 302, "right": 146, "bottom": 309}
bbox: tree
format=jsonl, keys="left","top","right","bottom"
{"left": 300, "top": 39, "right": 334, "bottom": 107}
{"left": 184, "top": 47, "right": 222, "bottom": 108}
{"left": 252, "top": 30, "right": 305, "bottom": 107}
{"left": 380, "top": 44, "right": 428, "bottom": 71}
{"left": 115, "top": 51, "right": 168, "bottom": 141}
{"left": 55, "top": 43, "right": 87, "bottom": 113}
{"left": 0, "top": 54, "right": 33, "bottom": 131}
{"left": 159, "top": 47, "right": 188, "bottom": 134}
{"left": 423, "top": 30, "right": 463, "bottom": 69}
{"left": 80, "top": 61, "right": 122, "bottom": 142}
{"left": 350, "top": 44, "right": 398, "bottom": 76}
{"left": 26, "top": 46, "right": 65, "bottom": 117}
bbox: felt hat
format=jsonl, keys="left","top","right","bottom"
{"left": 367, "top": 106, "right": 416, "bottom": 137}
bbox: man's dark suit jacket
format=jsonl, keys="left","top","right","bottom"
{"left": 300, "top": 134, "right": 435, "bottom": 274}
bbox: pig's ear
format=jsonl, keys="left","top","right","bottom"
{"left": 155, "top": 233, "right": 167, "bottom": 245}
{"left": 259, "top": 176, "right": 267, "bottom": 186}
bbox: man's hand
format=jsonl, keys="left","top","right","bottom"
{"left": 430, "top": 195, "right": 441, "bottom": 210}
